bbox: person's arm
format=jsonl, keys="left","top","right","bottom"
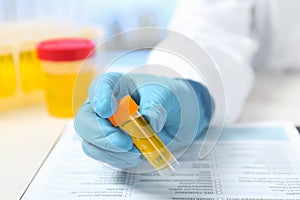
{"left": 253, "top": 0, "right": 300, "bottom": 70}
{"left": 74, "top": 0, "right": 259, "bottom": 169}
{"left": 147, "top": 0, "right": 258, "bottom": 123}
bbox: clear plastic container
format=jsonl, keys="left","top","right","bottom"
{"left": 0, "top": 21, "right": 103, "bottom": 112}
{"left": 0, "top": 43, "right": 17, "bottom": 98}
{"left": 0, "top": 41, "right": 45, "bottom": 111}
{"left": 19, "top": 40, "right": 44, "bottom": 93}
{"left": 37, "top": 38, "right": 95, "bottom": 118}
{"left": 109, "top": 95, "right": 179, "bottom": 176}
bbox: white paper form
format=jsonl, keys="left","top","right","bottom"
{"left": 21, "top": 122, "right": 300, "bottom": 200}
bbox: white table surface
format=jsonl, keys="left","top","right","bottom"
{"left": 1, "top": 70, "right": 300, "bottom": 200}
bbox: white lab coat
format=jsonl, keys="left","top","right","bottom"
{"left": 147, "top": 0, "right": 300, "bottom": 124}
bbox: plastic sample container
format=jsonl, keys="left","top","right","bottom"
{"left": 19, "top": 40, "right": 44, "bottom": 93}
{"left": 109, "top": 95, "right": 179, "bottom": 176}
{"left": 0, "top": 40, "right": 45, "bottom": 111}
{"left": 0, "top": 43, "right": 17, "bottom": 98}
{"left": 0, "top": 21, "right": 103, "bottom": 112}
{"left": 37, "top": 38, "right": 95, "bottom": 118}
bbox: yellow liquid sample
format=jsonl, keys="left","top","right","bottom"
{"left": 120, "top": 115, "right": 177, "bottom": 172}
{"left": 44, "top": 70, "right": 94, "bottom": 117}
{"left": 19, "top": 50, "right": 44, "bottom": 93}
{"left": 0, "top": 53, "right": 17, "bottom": 98}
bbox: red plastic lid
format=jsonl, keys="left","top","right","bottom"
{"left": 37, "top": 38, "right": 95, "bottom": 61}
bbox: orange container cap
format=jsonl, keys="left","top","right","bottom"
{"left": 108, "top": 95, "right": 139, "bottom": 127}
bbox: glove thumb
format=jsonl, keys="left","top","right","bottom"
{"left": 88, "top": 73, "right": 121, "bottom": 118}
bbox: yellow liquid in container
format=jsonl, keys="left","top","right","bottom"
{"left": 0, "top": 53, "right": 17, "bottom": 98}
{"left": 37, "top": 38, "right": 96, "bottom": 118}
{"left": 109, "top": 95, "right": 179, "bottom": 176}
{"left": 120, "top": 114, "right": 177, "bottom": 173}
{"left": 44, "top": 69, "right": 94, "bottom": 118}
{"left": 19, "top": 50, "right": 44, "bottom": 93}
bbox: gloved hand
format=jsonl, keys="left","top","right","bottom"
{"left": 74, "top": 72, "right": 213, "bottom": 169}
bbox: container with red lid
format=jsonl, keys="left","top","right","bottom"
{"left": 37, "top": 38, "right": 95, "bottom": 117}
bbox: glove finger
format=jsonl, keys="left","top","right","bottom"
{"left": 140, "top": 104, "right": 167, "bottom": 133}
{"left": 82, "top": 141, "right": 143, "bottom": 169}
{"left": 74, "top": 99, "right": 134, "bottom": 152}
{"left": 89, "top": 72, "right": 139, "bottom": 118}
{"left": 138, "top": 84, "right": 177, "bottom": 133}
{"left": 88, "top": 72, "right": 121, "bottom": 118}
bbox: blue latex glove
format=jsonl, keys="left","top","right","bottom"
{"left": 74, "top": 72, "right": 213, "bottom": 169}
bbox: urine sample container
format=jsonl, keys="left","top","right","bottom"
{"left": 19, "top": 40, "right": 44, "bottom": 93}
{"left": 37, "top": 38, "right": 95, "bottom": 118}
{"left": 109, "top": 95, "right": 179, "bottom": 176}
{"left": 0, "top": 43, "right": 17, "bottom": 98}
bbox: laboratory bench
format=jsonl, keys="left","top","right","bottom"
{"left": 1, "top": 70, "right": 300, "bottom": 200}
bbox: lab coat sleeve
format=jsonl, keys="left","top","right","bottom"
{"left": 146, "top": 0, "right": 258, "bottom": 124}
{"left": 254, "top": 0, "right": 300, "bottom": 70}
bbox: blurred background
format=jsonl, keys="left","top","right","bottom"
{"left": 0, "top": 0, "right": 178, "bottom": 113}
{"left": 0, "top": 0, "right": 177, "bottom": 42}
